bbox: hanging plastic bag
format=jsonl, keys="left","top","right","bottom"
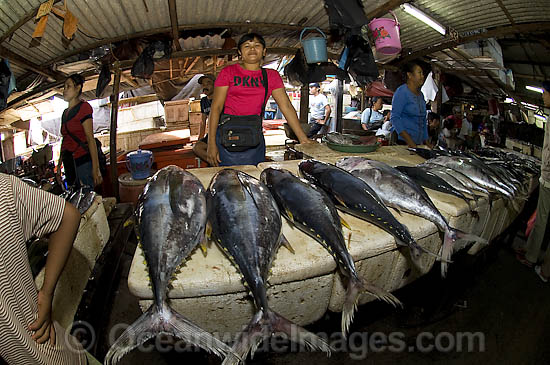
{"left": 324, "top": 0, "right": 368, "bottom": 34}
{"left": 96, "top": 63, "right": 112, "bottom": 98}
{"left": 132, "top": 45, "right": 155, "bottom": 79}
{"left": 342, "top": 35, "right": 379, "bottom": 88}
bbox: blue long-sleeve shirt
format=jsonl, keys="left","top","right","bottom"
{"left": 390, "top": 84, "right": 428, "bottom": 145}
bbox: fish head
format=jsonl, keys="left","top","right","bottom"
{"left": 260, "top": 167, "right": 284, "bottom": 188}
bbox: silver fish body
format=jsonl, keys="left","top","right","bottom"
{"left": 105, "top": 166, "right": 230, "bottom": 364}
{"left": 208, "top": 169, "right": 331, "bottom": 364}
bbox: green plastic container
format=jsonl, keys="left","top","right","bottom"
{"left": 322, "top": 136, "right": 380, "bottom": 153}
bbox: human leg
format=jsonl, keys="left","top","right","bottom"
{"left": 525, "top": 185, "right": 550, "bottom": 263}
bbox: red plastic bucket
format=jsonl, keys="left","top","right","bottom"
{"left": 368, "top": 11, "right": 401, "bottom": 55}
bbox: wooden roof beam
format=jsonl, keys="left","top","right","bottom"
{"left": 367, "top": 0, "right": 408, "bottom": 19}
{"left": 167, "top": 0, "right": 182, "bottom": 51}
{"left": 439, "top": 50, "right": 494, "bottom": 94}
{"left": 400, "top": 22, "right": 550, "bottom": 64}
{"left": 0, "top": 45, "right": 64, "bottom": 81}
{"left": 44, "top": 22, "right": 320, "bottom": 66}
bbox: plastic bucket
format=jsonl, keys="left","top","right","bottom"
{"left": 368, "top": 11, "right": 401, "bottom": 55}
{"left": 125, "top": 149, "right": 153, "bottom": 180}
{"left": 300, "top": 27, "right": 328, "bottom": 63}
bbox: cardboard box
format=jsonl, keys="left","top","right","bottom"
{"left": 164, "top": 100, "right": 189, "bottom": 124}
{"left": 189, "top": 100, "right": 202, "bottom": 113}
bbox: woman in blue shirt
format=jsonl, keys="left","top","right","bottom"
{"left": 390, "top": 63, "right": 431, "bottom": 148}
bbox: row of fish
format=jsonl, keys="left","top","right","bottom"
{"left": 106, "top": 147, "right": 534, "bottom": 363}
{"left": 407, "top": 146, "right": 539, "bottom": 211}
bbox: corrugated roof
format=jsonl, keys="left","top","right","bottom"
{"left": 1, "top": 0, "right": 550, "bottom": 110}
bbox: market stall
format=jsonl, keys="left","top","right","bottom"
{"left": 127, "top": 145, "right": 537, "bottom": 334}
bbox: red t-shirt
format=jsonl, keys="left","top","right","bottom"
{"left": 61, "top": 101, "right": 93, "bottom": 159}
{"left": 214, "top": 64, "right": 284, "bottom": 116}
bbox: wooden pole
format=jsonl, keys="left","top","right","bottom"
{"left": 335, "top": 79, "right": 344, "bottom": 133}
{"left": 299, "top": 84, "right": 309, "bottom": 124}
{"left": 110, "top": 62, "right": 121, "bottom": 201}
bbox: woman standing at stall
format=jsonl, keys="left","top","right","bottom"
{"left": 390, "top": 63, "right": 432, "bottom": 148}
{"left": 206, "top": 33, "right": 312, "bottom": 166}
{"left": 56, "top": 74, "right": 102, "bottom": 190}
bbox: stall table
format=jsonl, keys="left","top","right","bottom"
{"left": 127, "top": 146, "right": 537, "bottom": 334}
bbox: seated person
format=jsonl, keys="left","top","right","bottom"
{"left": 361, "top": 96, "right": 385, "bottom": 130}
{"left": 192, "top": 134, "right": 209, "bottom": 164}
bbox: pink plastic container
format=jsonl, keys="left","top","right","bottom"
{"left": 368, "top": 11, "right": 401, "bottom": 55}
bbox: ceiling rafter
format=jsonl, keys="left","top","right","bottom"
{"left": 42, "top": 22, "right": 321, "bottom": 67}
{"left": 167, "top": 0, "right": 182, "bottom": 52}
{"left": 400, "top": 22, "right": 550, "bottom": 64}
{"left": 366, "top": 0, "right": 409, "bottom": 19}
{"left": 439, "top": 50, "right": 493, "bottom": 94}
{"left": 0, "top": 45, "right": 63, "bottom": 81}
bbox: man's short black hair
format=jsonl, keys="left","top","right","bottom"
{"left": 237, "top": 33, "right": 266, "bottom": 51}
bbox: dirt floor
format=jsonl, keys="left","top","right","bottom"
{"left": 97, "top": 219, "right": 550, "bottom": 365}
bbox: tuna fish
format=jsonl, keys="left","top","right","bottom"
{"left": 298, "top": 159, "right": 434, "bottom": 263}
{"left": 105, "top": 166, "right": 231, "bottom": 364}
{"left": 207, "top": 169, "right": 332, "bottom": 365}
{"left": 336, "top": 157, "right": 486, "bottom": 277}
{"left": 260, "top": 167, "right": 402, "bottom": 336}
{"left": 427, "top": 156, "right": 516, "bottom": 199}
{"left": 395, "top": 165, "right": 477, "bottom": 216}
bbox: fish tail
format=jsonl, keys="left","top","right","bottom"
{"left": 439, "top": 228, "right": 488, "bottom": 278}
{"left": 439, "top": 229, "right": 455, "bottom": 278}
{"left": 342, "top": 276, "right": 402, "bottom": 337}
{"left": 222, "top": 309, "right": 332, "bottom": 365}
{"left": 105, "top": 303, "right": 230, "bottom": 365}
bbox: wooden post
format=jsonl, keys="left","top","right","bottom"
{"left": 436, "top": 69, "right": 443, "bottom": 114}
{"left": 110, "top": 62, "right": 121, "bottom": 201}
{"left": 335, "top": 79, "right": 344, "bottom": 133}
{"left": 299, "top": 84, "right": 309, "bottom": 124}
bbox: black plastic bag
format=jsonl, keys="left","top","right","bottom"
{"left": 285, "top": 49, "right": 308, "bottom": 86}
{"left": 285, "top": 49, "right": 349, "bottom": 86}
{"left": 342, "top": 35, "right": 379, "bottom": 88}
{"left": 0, "top": 59, "right": 11, "bottom": 111}
{"left": 324, "top": 0, "right": 368, "bottom": 33}
{"left": 150, "top": 40, "right": 172, "bottom": 59}
{"left": 132, "top": 45, "right": 156, "bottom": 79}
{"left": 96, "top": 63, "right": 111, "bottom": 98}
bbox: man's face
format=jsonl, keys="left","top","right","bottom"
{"left": 201, "top": 78, "right": 214, "bottom": 97}
{"left": 543, "top": 89, "right": 550, "bottom": 108}
{"left": 310, "top": 86, "right": 319, "bottom": 95}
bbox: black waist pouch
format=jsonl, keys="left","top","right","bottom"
{"left": 219, "top": 114, "right": 263, "bottom": 152}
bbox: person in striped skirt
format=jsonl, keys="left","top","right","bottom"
{"left": 0, "top": 173, "right": 87, "bottom": 364}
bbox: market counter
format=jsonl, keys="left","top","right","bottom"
{"left": 127, "top": 146, "right": 536, "bottom": 334}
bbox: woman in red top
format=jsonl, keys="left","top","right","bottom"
{"left": 206, "top": 33, "right": 312, "bottom": 166}
{"left": 55, "top": 74, "right": 102, "bottom": 190}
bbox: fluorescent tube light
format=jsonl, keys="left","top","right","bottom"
{"left": 521, "top": 102, "right": 539, "bottom": 110}
{"left": 401, "top": 3, "right": 446, "bottom": 35}
{"left": 526, "top": 85, "right": 544, "bottom": 94}
{"left": 504, "top": 97, "right": 514, "bottom": 103}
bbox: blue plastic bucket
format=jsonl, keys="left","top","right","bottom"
{"left": 126, "top": 149, "right": 154, "bottom": 180}
{"left": 300, "top": 27, "right": 328, "bottom": 64}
